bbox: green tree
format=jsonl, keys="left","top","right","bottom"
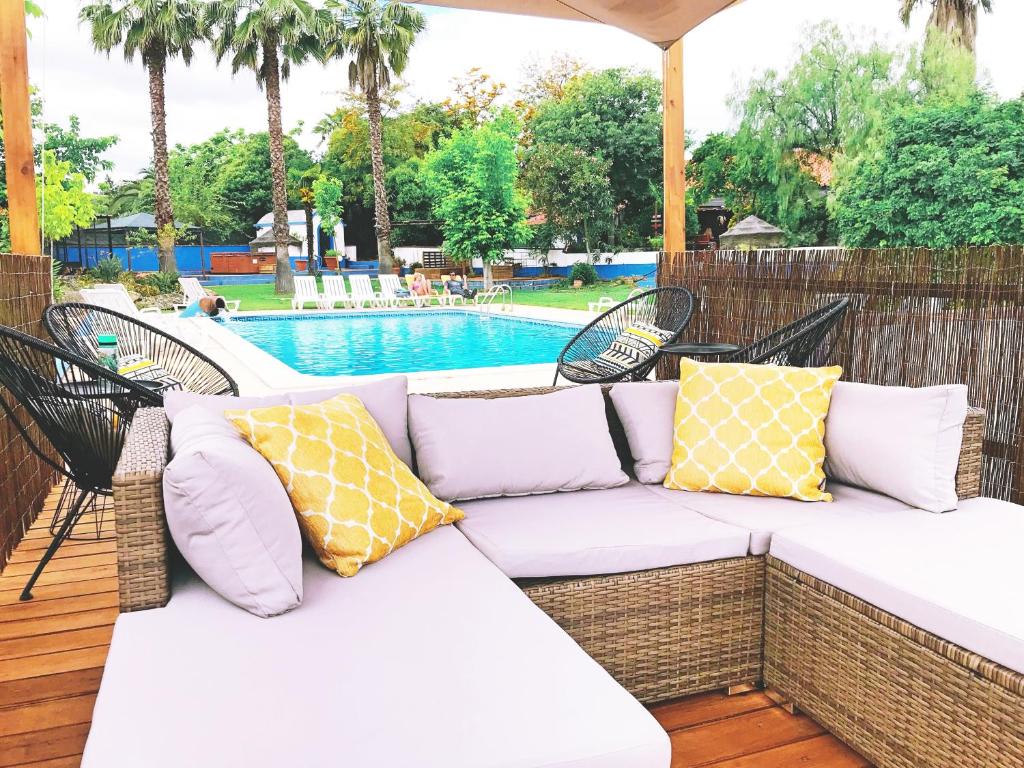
{"left": 425, "top": 115, "right": 529, "bottom": 288}
{"left": 325, "top": 0, "right": 425, "bottom": 272}
{"left": 208, "top": 0, "right": 331, "bottom": 293}
{"left": 899, "top": 0, "right": 992, "bottom": 54}
{"left": 834, "top": 96, "right": 1024, "bottom": 247}
{"left": 527, "top": 68, "right": 663, "bottom": 249}
{"left": 37, "top": 150, "right": 95, "bottom": 247}
{"left": 41, "top": 116, "right": 117, "bottom": 183}
{"left": 80, "top": 0, "right": 206, "bottom": 273}
{"left": 521, "top": 144, "right": 613, "bottom": 256}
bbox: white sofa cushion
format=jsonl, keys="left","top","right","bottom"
{"left": 770, "top": 496, "right": 1024, "bottom": 675}
{"left": 824, "top": 381, "right": 968, "bottom": 512}
{"left": 83, "top": 527, "right": 670, "bottom": 768}
{"left": 164, "top": 375, "right": 413, "bottom": 467}
{"left": 608, "top": 381, "right": 678, "bottom": 483}
{"left": 408, "top": 386, "right": 629, "bottom": 501}
{"left": 643, "top": 482, "right": 914, "bottom": 555}
{"left": 164, "top": 406, "right": 302, "bottom": 617}
{"left": 456, "top": 481, "right": 750, "bottom": 578}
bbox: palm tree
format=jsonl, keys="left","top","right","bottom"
{"left": 80, "top": 0, "right": 206, "bottom": 274}
{"left": 899, "top": 0, "right": 993, "bottom": 53}
{"left": 326, "top": 0, "right": 425, "bottom": 272}
{"left": 207, "top": 0, "right": 331, "bottom": 294}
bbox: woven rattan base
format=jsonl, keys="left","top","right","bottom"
{"left": 764, "top": 556, "right": 1024, "bottom": 768}
{"left": 520, "top": 556, "right": 765, "bottom": 704}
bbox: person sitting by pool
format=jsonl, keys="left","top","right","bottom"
{"left": 410, "top": 272, "right": 436, "bottom": 303}
{"left": 179, "top": 295, "right": 227, "bottom": 318}
{"left": 444, "top": 273, "right": 477, "bottom": 300}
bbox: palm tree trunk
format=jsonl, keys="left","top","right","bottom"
{"left": 366, "top": 83, "right": 393, "bottom": 271}
{"left": 146, "top": 48, "right": 175, "bottom": 274}
{"left": 931, "top": 1, "right": 979, "bottom": 52}
{"left": 262, "top": 39, "right": 294, "bottom": 295}
{"left": 303, "top": 198, "right": 317, "bottom": 275}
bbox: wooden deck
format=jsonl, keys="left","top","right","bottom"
{"left": 0, "top": 486, "right": 869, "bottom": 768}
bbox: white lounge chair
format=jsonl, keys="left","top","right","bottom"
{"left": 320, "top": 276, "right": 352, "bottom": 309}
{"left": 291, "top": 276, "right": 321, "bottom": 310}
{"left": 588, "top": 296, "right": 617, "bottom": 313}
{"left": 82, "top": 285, "right": 162, "bottom": 317}
{"left": 179, "top": 277, "right": 240, "bottom": 312}
{"left": 348, "top": 275, "right": 380, "bottom": 309}
{"left": 378, "top": 274, "right": 416, "bottom": 308}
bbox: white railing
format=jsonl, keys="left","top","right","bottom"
{"left": 477, "top": 284, "right": 513, "bottom": 313}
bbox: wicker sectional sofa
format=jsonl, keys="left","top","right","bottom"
{"left": 83, "top": 382, "right": 1021, "bottom": 768}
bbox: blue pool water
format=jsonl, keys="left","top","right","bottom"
{"left": 219, "top": 311, "right": 581, "bottom": 377}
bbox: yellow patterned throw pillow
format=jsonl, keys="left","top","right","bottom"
{"left": 226, "top": 394, "right": 464, "bottom": 577}
{"left": 664, "top": 359, "right": 842, "bottom": 502}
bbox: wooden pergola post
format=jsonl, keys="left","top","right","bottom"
{"left": 662, "top": 39, "right": 685, "bottom": 255}
{"left": 0, "top": 0, "right": 41, "bottom": 256}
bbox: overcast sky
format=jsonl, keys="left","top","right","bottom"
{"left": 26, "top": 1, "right": 1024, "bottom": 184}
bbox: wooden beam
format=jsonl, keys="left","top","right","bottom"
{"left": 662, "top": 39, "right": 685, "bottom": 255}
{"left": 0, "top": 0, "right": 41, "bottom": 256}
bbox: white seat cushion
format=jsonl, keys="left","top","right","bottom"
{"left": 642, "top": 482, "right": 914, "bottom": 555}
{"left": 84, "top": 527, "right": 669, "bottom": 768}
{"left": 456, "top": 482, "right": 750, "bottom": 578}
{"left": 770, "top": 496, "right": 1024, "bottom": 675}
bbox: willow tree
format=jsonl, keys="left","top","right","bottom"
{"left": 899, "top": 0, "right": 993, "bottom": 53}
{"left": 80, "top": 0, "right": 206, "bottom": 273}
{"left": 208, "top": 0, "right": 331, "bottom": 293}
{"left": 326, "top": 0, "right": 425, "bottom": 271}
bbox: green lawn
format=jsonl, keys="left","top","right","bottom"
{"left": 211, "top": 279, "right": 638, "bottom": 312}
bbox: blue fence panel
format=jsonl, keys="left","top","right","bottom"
{"left": 63, "top": 244, "right": 250, "bottom": 274}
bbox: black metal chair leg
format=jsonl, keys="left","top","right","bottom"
{"left": 20, "top": 487, "right": 90, "bottom": 601}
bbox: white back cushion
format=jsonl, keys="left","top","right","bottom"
{"left": 408, "top": 386, "right": 629, "bottom": 502}
{"left": 164, "top": 406, "right": 302, "bottom": 617}
{"left": 824, "top": 381, "right": 968, "bottom": 512}
{"left": 608, "top": 381, "right": 678, "bottom": 483}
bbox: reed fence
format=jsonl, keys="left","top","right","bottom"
{"left": 0, "top": 253, "right": 55, "bottom": 570}
{"left": 658, "top": 246, "right": 1024, "bottom": 504}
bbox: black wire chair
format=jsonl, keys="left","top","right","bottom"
{"left": 44, "top": 302, "right": 239, "bottom": 397}
{"left": 554, "top": 287, "right": 695, "bottom": 385}
{"left": 725, "top": 298, "right": 851, "bottom": 367}
{"left": 0, "top": 325, "right": 164, "bottom": 600}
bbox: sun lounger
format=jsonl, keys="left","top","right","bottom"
{"left": 179, "top": 277, "right": 240, "bottom": 312}
{"left": 378, "top": 274, "right": 416, "bottom": 308}
{"left": 82, "top": 285, "right": 162, "bottom": 318}
{"left": 348, "top": 274, "right": 380, "bottom": 309}
{"left": 320, "top": 275, "right": 352, "bottom": 309}
{"left": 290, "top": 276, "right": 321, "bottom": 310}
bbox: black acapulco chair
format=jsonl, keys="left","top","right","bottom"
{"left": 554, "top": 287, "right": 695, "bottom": 385}
{"left": 44, "top": 302, "right": 239, "bottom": 396}
{"left": 0, "top": 325, "right": 165, "bottom": 600}
{"left": 725, "top": 297, "right": 851, "bottom": 367}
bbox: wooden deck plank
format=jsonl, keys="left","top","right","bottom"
{"left": 0, "top": 592, "right": 118, "bottom": 624}
{"left": 0, "top": 624, "right": 114, "bottom": 662}
{"left": 0, "top": 667, "right": 104, "bottom": 708}
{"left": 704, "top": 733, "right": 871, "bottom": 767}
{"left": 653, "top": 691, "right": 775, "bottom": 732}
{"left": 668, "top": 707, "right": 825, "bottom": 767}
{"left": 0, "top": 608, "right": 118, "bottom": 640}
{"left": 0, "top": 723, "right": 90, "bottom": 767}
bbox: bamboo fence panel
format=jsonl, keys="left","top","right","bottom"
{"left": 658, "top": 246, "right": 1024, "bottom": 504}
{"left": 0, "top": 252, "right": 55, "bottom": 569}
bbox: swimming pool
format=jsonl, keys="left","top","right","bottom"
{"left": 218, "top": 311, "right": 581, "bottom": 377}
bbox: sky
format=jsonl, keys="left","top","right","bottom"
{"left": 26, "top": 1, "right": 1024, "bottom": 184}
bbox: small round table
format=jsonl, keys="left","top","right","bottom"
{"left": 659, "top": 342, "right": 742, "bottom": 360}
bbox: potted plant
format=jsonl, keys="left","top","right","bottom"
{"left": 322, "top": 249, "right": 339, "bottom": 271}
{"left": 295, "top": 258, "right": 308, "bottom": 272}
{"left": 392, "top": 256, "right": 406, "bottom": 276}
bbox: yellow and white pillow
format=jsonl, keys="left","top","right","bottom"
{"left": 664, "top": 358, "right": 842, "bottom": 502}
{"left": 226, "top": 393, "right": 464, "bottom": 577}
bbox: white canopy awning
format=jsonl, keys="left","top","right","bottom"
{"left": 410, "top": 0, "right": 744, "bottom": 48}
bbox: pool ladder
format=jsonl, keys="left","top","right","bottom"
{"left": 477, "top": 284, "right": 513, "bottom": 314}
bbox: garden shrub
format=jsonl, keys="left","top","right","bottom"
{"left": 138, "top": 270, "right": 181, "bottom": 295}
{"left": 90, "top": 256, "right": 123, "bottom": 283}
{"left": 569, "top": 261, "right": 599, "bottom": 286}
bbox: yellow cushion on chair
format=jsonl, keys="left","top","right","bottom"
{"left": 226, "top": 394, "right": 464, "bottom": 577}
{"left": 664, "top": 358, "right": 842, "bottom": 502}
